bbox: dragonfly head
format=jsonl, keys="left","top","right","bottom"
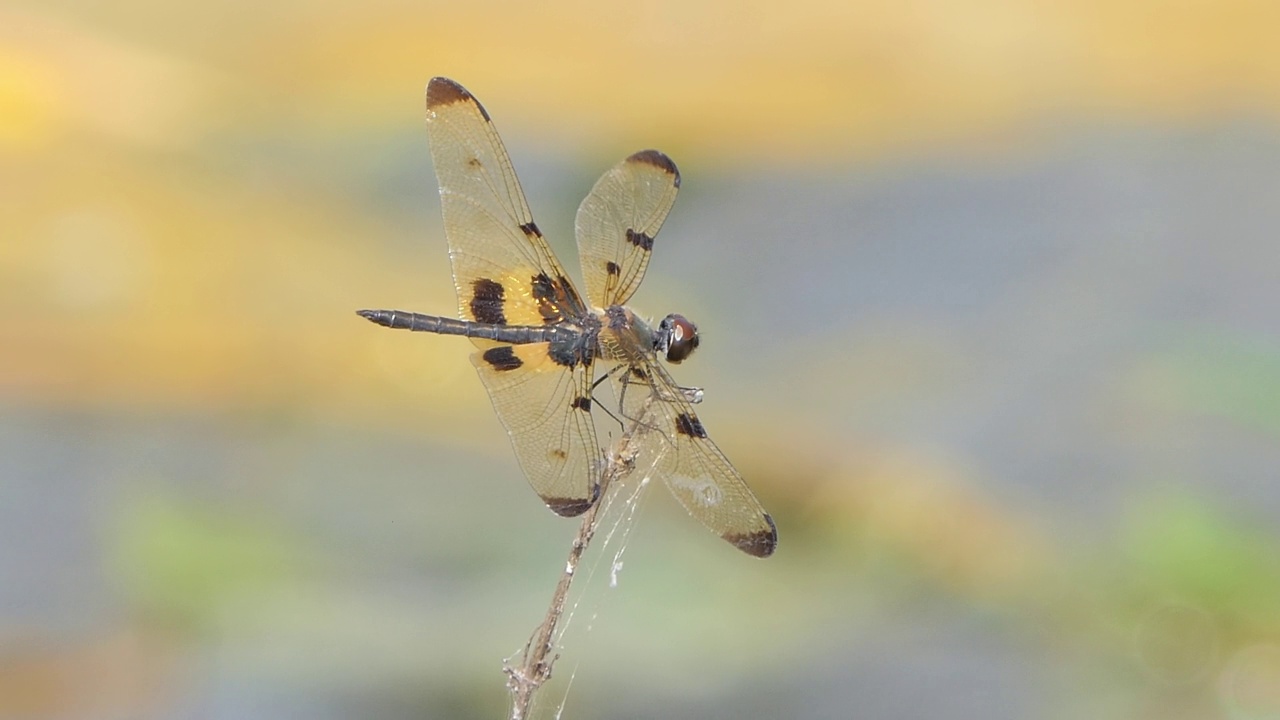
{"left": 656, "top": 313, "right": 700, "bottom": 364}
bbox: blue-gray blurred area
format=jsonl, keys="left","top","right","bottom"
{"left": 4, "top": 2, "right": 1280, "bottom": 719}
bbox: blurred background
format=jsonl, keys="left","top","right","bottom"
{"left": 3, "top": 0, "right": 1280, "bottom": 718}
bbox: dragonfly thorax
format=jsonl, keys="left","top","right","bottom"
{"left": 599, "top": 306, "right": 698, "bottom": 365}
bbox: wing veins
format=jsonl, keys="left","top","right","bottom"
{"left": 444, "top": 189, "right": 545, "bottom": 272}
{"left": 430, "top": 100, "right": 576, "bottom": 291}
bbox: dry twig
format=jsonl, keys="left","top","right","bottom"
{"left": 503, "top": 399, "right": 653, "bottom": 720}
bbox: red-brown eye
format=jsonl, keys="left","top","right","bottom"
{"left": 658, "top": 313, "right": 700, "bottom": 363}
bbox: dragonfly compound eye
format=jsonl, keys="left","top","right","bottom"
{"left": 660, "top": 313, "right": 700, "bottom": 364}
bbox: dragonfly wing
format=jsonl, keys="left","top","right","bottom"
{"left": 471, "top": 342, "right": 601, "bottom": 516}
{"left": 614, "top": 361, "right": 776, "bottom": 557}
{"left": 426, "top": 77, "right": 588, "bottom": 335}
{"left": 575, "top": 150, "right": 680, "bottom": 308}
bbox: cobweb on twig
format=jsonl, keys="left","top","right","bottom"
{"left": 503, "top": 393, "right": 666, "bottom": 720}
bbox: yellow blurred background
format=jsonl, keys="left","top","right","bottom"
{"left": 3, "top": 0, "right": 1280, "bottom": 718}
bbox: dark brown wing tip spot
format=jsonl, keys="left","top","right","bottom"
{"left": 426, "top": 77, "right": 468, "bottom": 107}
{"left": 426, "top": 77, "right": 490, "bottom": 121}
{"left": 725, "top": 514, "right": 777, "bottom": 557}
{"left": 627, "top": 149, "right": 681, "bottom": 188}
{"left": 546, "top": 496, "right": 594, "bottom": 517}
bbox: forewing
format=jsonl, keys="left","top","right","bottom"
{"left": 575, "top": 150, "right": 681, "bottom": 308}
{"left": 614, "top": 362, "right": 777, "bottom": 557}
{"left": 472, "top": 343, "right": 601, "bottom": 516}
{"left": 425, "top": 77, "right": 587, "bottom": 334}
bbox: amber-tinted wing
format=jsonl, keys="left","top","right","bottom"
{"left": 425, "top": 77, "right": 600, "bottom": 516}
{"left": 613, "top": 360, "right": 777, "bottom": 557}
{"left": 472, "top": 343, "right": 600, "bottom": 516}
{"left": 425, "top": 77, "right": 587, "bottom": 332}
{"left": 575, "top": 150, "right": 681, "bottom": 308}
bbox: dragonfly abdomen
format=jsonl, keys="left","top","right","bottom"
{"left": 356, "top": 309, "right": 558, "bottom": 344}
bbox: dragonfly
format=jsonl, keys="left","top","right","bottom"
{"left": 358, "top": 77, "right": 776, "bottom": 557}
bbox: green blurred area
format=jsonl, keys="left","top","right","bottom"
{"left": 3, "top": 1, "right": 1280, "bottom": 718}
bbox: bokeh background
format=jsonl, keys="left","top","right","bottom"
{"left": 4, "top": 1, "right": 1280, "bottom": 718}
